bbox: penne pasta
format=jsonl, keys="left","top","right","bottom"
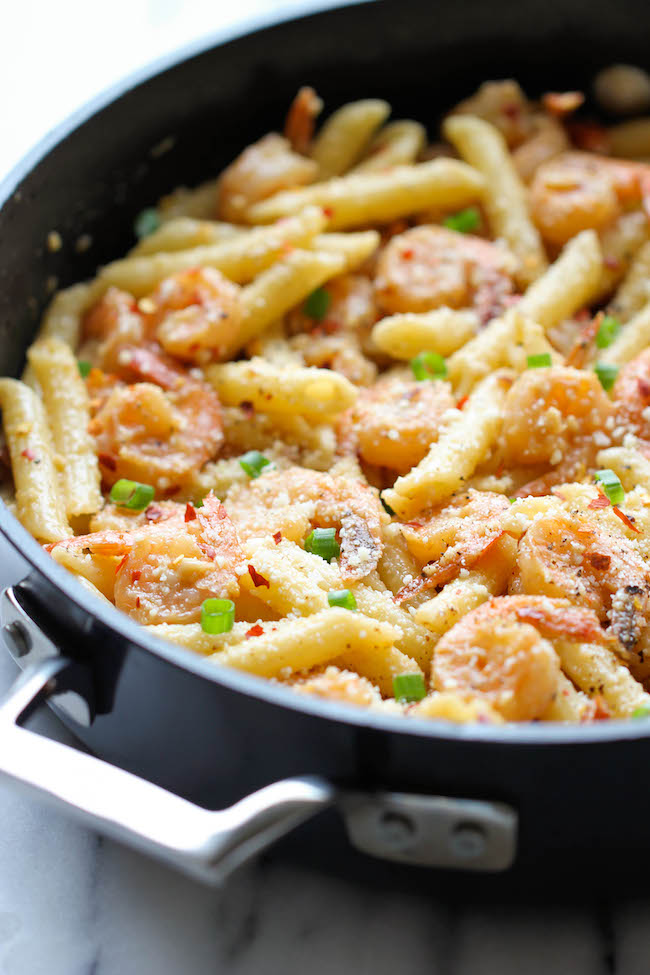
{"left": 129, "top": 217, "right": 244, "bottom": 257}
{"left": 382, "top": 372, "right": 510, "bottom": 519}
{"left": 554, "top": 638, "right": 650, "bottom": 718}
{"left": 0, "top": 378, "right": 71, "bottom": 541}
{"left": 351, "top": 120, "right": 427, "bottom": 174}
{"left": 310, "top": 99, "right": 390, "bottom": 177}
{"left": 28, "top": 338, "right": 102, "bottom": 518}
{"left": 245, "top": 158, "right": 485, "bottom": 227}
{"left": 599, "top": 300, "right": 650, "bottom": 366}
{"left": 157, "top": 178, "right": 220, "bottom": 222}
{"left": 444, "top": 113, "right": 548, "bottom": 286}
{"left": 372, "top": 308, "right": 478, "bottom": 360}
{"left": 608, "top": 239, "right": 650, "bottom": 323}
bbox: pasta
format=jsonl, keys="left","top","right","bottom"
{"left": 7, "top": 75, "right": 650, "bottom": 726}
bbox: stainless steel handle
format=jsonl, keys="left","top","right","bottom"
{"left": 0, "top": 656, "right": 336, "bottom": 884}
{"left": 0, "top": 585, "right": 518, "bottom": 879}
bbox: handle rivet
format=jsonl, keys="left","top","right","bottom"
{"left": 450, "top": 822, "right": 487, "bottom": 859}
{"left": 376, "top": 810, "right": 415, "bottom": 849}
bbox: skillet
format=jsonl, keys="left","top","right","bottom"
{"left": 0, "top": 0, "right": 649, "bottom": 886}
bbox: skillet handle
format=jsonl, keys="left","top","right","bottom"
{"left": 0, "top": 656, "right": 336, "bottom": 885}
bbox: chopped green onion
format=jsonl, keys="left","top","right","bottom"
{"left": 304, "top": 286, "right": 331, "bottom": 320}
{"left": 77, "top": 360, "right": 91, "bottom": 379}
{"left": 594, "top": 362, "right": 619, "bottom": 392}
{"left": 594, "top": 468, "right": 625, "bottom": 506}
{"left": 596, "top": 314, "right": 621, "bottom": 349}
{"left": 239, "top": 450, "right": 270, "bottom": 479}
{"left": 410, "top": 351, "right": 447, "bottom": 381}
{"left": 526, "top": 353, "right": 552, "bottom": 369}
{"left": 327, "top": 589, "right": 357, "bottom": 611}
{"left": 633, "top": 704, "right": 650, "bottom": 718}
{"left": 443, "top": 206, "right": 480, "bottom": 233}
{"left": 201, "top": 598, "right": 235, "bottom": 634}
{"left": 393, "top": 673, "right": 426, "bottom": 703}
{"left": 134, "top": 207, "right": 160, "bottom": 239}
{"left": 305, "top": 527, "right": 340, "bottom": 561}
{"left": 109, "top": 479, "right": 155, "bottom": 510}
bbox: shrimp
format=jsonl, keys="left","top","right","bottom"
{"left": 517, "top": 510, "right": 650, "bottom": 666}
{"left": 80, "top": 287, "right": 148, "bottom": 374}
{"left": 284, "top": 86, "right": 323, "bottom": 154}
{"left": 502, "top": 367, "right": 613, "bottom": 477}
{"left": 374, "top": 226, "right": 518, "bottom": 324}
{"left": 432, "top": 594, "right": 603, "bottom": 720}
{"left": 397, "top": 490, "right": 511, "bottom": 601}
{"left": 339, "top": 374, "right": 456, "bottom": 473}
{"left": 285, "top": 665, "right": 383, "bottom": 708}
{"left": 611, "top": 347, "right": 650, "bottom": 445}
{"left": 89, "top": 377, "right": 223, "bottom": 492}
{"left": 50, "top": 494, "right": 244, "bottom": 625}
{"left": 217, "top": 133, "right": 318, "bottom": 223}
{"left": 451, "top": 80, "right": 534, "bottom": 148}
{"left": 529, "top": 151, "right": 650, "bottom": 247}
{"left": 147, "top": 268, "right": 243, "bottom": 365}
{"left": 225, "top": 466, "right": 385, "bottom": 581}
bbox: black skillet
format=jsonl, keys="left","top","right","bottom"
{"left": 0, "top": 0, "right": 648, "bottom": 887}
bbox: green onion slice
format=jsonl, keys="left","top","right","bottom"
{"left": 633, "top": 704, "right": 650, "bottom": 718}
{"left": 109, "top": 479, "right": 155, "bottom": 510}
{"left": 411, "top": 351, "right": 447, "bottom": 381}
{"left": 594, "top": 362, "right": 619, "bottom": 392}
{"left": 595, "top": 315, "right": 621, "bottom": 349}
{"left": 381, "top": 497, "right": 395, "bottom": 517}
{"left": 526, "top": 353, "right": 552, "bottom": 369}
{"left": 134, "top": 207, "right": 161, "bottom": 239}
{"left": 201, "top": 598, "right": 235, "bottom": 634}
{"left": 393, "top": 673, "right": 426, "bottom": 703}
{"left": 304, "top": 286, "right": 331, "bottom": 320}
{"left": 594, "top": 469, "right": 625, "bottom": 506}
{"left": 77, "top": 360, "right": 91, "bottom": 379}
{"left": 443, "top": 206, "right": 480, "bottom": 233}
{"left": 327, "top": 589, "right": 357, "bottom": 611}
{"left": 239, "top": 450, "right": 270, "bottom": 479}
{"left": 304, "top": 527, "right": 340, "bottom": 561}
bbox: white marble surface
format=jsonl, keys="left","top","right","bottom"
{"left": 2, "top": 1, "right": 650, "bottom": 972}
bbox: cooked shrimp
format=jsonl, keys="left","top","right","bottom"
{"left": 374, "top": 225, "right": 518, "bottom": 324}
{"left": 397, "top": 490, "right": 510, "bottom": 601}
{"left": 611, "top": 347, "right": 650, "bottom": 444}
{"left": 517, "top": 510, "right": 650, "bottom": 665}
{"left": 432, "top": 595, "right": 602, "bottom": 720}
{"left": 53, "top": 494, "right": 243, "bottom": 624}
{"left": 285, "top": 665, "right": 383, "bottom": 708}
{"left": 339, "top": 374, "right": 456, "bottom": 473}
{"left": 286, "top": 274, "right": 378, "bottom": 342}
{"left": 90, "top": 377, "right": 223, "bottom": 492}
{"left": 291, "top": 333, "right": 377, "bottom": 386}
{"left": 217, "top": 133, "right": 318, "bottom": 222}
{"left": 530, "top": 151, "right": 650, "bottom": 247}
{"left": 80, "top": 287, "right": 147, "bottom": 374}
{"left": 146, "top": 267, "right": 243, "bottom": 365}
{"left": 502, "top": 366, "right": 613, "bottom": 469}
{"left": 451, "top": 80, "right": 534, "bottom": 148}
{"left": 225, "top": 466, "right": 385, "bottom": 581}
{"left": 284, "top": 86, "right": 323, "bottom": 154}
{"left": 512, "top": 113, "right": 570, "bottom": 182}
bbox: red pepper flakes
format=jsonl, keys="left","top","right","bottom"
{"left": 98, "top": 453, "right": 117, "bottom": 471}
{"left": 248, "top": 564, "right": 270, "bottom": 588}
{"left": 246, "top": 623, "right": 264, "bottom": 638}
{"left": 592, "top": 695, "right": 611, "bottom": 721}
{"left": 115, "top": 554, "right": 128, "bottom": 574}
{"left": 135, "top": 597, "right": 141, "bottom": 609}
{"left": 131, "top": 569, "right": 142, "bottom": 583}
{"left": 322, "top": 207, "right": 334, "bottom": 219}
{"left": 612, "top": 506, "right": 641, "bottom": 533}
{"left": 273, "top": 531, "right": 282, "bottom": 544}
{"left": 401, "top": 247, "right": 414, "bottom": 260}
{"left": 20, "top": 448, "right": 37, "bottom": 461}
{"left": 588, "top": 492, "right": 611, "bottom": 510}
{"left": 456, "top": 395, "right": 469, "bottom": 410}
{"left": 184, "top": 503, "right": 197, "bottom": 522}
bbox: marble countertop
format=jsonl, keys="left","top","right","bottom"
{"left": 3, "top": 1, "right": 650, "bottom": 971}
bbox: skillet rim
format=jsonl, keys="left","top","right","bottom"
{"left": 0, "top": 0, "right": 647, "bottom": 750}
